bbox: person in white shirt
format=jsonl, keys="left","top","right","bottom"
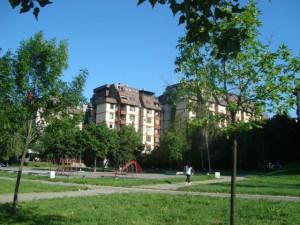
{"left": 184, "top": 164, "right": 192, "bottom": 185}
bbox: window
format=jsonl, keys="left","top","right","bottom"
{"left": 146, "top": 127, "right": 151, "bottom": 134}
{"left": 109, "top": 113, "right": 114, "bottom": 119}
{"left": 129, "top": 115, "right": 135, "bottom": 122}
{"left": 155, "top": 119, "right": 160, "bottom": 126}
{"left": 110, "top": 103, "right": 114, "bottom": 109}
{"left": 146, "top": 136, "right": 151, "bottom": 142}
{"left": 130, "top": 106, "right": 135, "bottom": 112}
{"left": 147, "top": 109, "right": 152, "bottom": 114}
{"left": 146, "top": 117, "right": 152, "bottom": 123}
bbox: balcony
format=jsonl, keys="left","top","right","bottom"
{"left": 120, "top": 119, "right": 126, "bottom": 125}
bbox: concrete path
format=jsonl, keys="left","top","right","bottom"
{"left": 1, "top": 175, "right": 300, "bottom": 203}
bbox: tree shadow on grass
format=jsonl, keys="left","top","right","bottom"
{"left": 0, "top": 203, "right": 66, "bottom": 225}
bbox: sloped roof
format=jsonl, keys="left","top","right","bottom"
{"left": 140, "top": 94, "right": 161, "bottom": 110}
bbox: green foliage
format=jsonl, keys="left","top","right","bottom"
{"left": 139, "top": 0, "right": 255, "bottom": 60}
{"left": 237, "top": 115, "right": 300, "bottom": 169}
{"left": 114, "top": 125, "right": 144, "bottom": 162}
{"left": 0, "top": 31, "right": 87, "bottom": 159}
{"left": 159, "top": 130, "right": 187, "bottom": 167}
{"left": 172, "top": 3, "right": 299, "bottom": 222}
{"left": 175, "top": 1, "right": 299, "bottom": 136}
{"left": 9, "top": 0, "right": 52, "bottom": 20}
{"left": 0, "top": 32, "right": 87, "bottom": 212}
{"left": 186, "top": 116, "right": 223, "bottom": 171}
{"left": 81, "top": 121, "right": 118, "bottom": 161}
{"left": 40, "top": 115, "right": 81, "bottom": 158}
{"left": 153, "top": 114, "right": 189, "bottom": 168}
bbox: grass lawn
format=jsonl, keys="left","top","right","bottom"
{"left": 0, "top": 193, "right": 299, "bottom": 225}
{"left": 0, "top": 164, "right": 299, "bottom": 224}
{"left": 178, "top": 166, "right": 300, "bottom": 196}
{"left": 179, "top": 175, "right": 300, "bottom": 196}
{"left": 0, "top": 180, "right": 89, "bottom": 194}
{"left": 0, "top": 171, "right": 214, "bottom": 187}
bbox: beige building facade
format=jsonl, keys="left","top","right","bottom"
{"left": 90, "top": 83, "right": 161, "bottom": 150}
{"left": 158, "top": 84, "right": 253, "bottom": 134}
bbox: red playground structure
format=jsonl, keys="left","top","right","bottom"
{"left": 114, "top": 159, "right": 143, "bottom": 174}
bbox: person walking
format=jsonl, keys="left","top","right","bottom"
{"left": 185, "top": 164, "right": 192, "bottom": 185}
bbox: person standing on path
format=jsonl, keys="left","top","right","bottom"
{"left": 184, "top": 164, "right": 192, "bottom": 185}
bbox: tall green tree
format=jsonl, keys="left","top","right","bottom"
{"left": 0, "top": 50, "right": 21, "bottom": 160}
{"left": 0, "top": 31, "right": 87, "bottom": 213}
{"left": 238, "top": 114, "right": 300, "bottom": 169}
{"left": 113, "top": 125, "right": 144, "bottom": 164}
{"left": 40, "top": 114, "right": 83, "bottom": 159}
{"left": 159, "top": 130, "right": 188, "bottom": 169}
{"left": 153, "top": 113, "right": 189, "bottom": 169}
{"left": 80, "top": 122, "right": 117, "bottom": 172}
{"left": 188, "top": 115, "right": 220, "bottom": 173}
{"left": 174, "top": 1, "right": 299, "bottom": 224}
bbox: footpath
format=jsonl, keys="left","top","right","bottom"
{"left": 1, "top": 174, "right": 300, "bottom": 203}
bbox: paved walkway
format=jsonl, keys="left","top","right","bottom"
{"left": 1, "top": 175, "right": 300, "bottom": 203}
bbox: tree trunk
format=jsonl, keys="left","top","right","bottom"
{"left": 94, "top": 157, "right": 97, "bottom": 172}
{"left": 200, "top": 147, "right": 204, "bottom": 170}
{"left": 12, "top": 120, "right": 34, "bottom": 213}
{"left": 230, "top": 132, "right": 238, "bottom": 225}
{"left": 205, "top": 132, "right": 212, "bottom": 173}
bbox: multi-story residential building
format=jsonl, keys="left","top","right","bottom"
{"left": 90, "top": 83, "right": 161, "bottom": 150}
{"left": 158, "top": 84, "right": 253, "bottom": 134}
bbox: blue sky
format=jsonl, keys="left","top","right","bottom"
{"left": 1, "top": 0, "right": 299, "bottom": 117}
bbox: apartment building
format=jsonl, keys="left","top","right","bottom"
{"left": 90, "top": 83, "right": 161, "bottom": 150}
{"left": 158, "top": 84, "right": 252, "bottom": 134}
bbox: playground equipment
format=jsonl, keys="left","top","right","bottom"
{"left": 114, "top": 159, "right": 143, "bottom": 174}
{"left": 51, "top": 157, "right": 85, "bottom": 175}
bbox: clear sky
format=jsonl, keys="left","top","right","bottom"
{"left": 1, "top": 0, "right": 299, "bottom": 117}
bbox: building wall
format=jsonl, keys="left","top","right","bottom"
{"left": 91, "top": 83, "right": 161, "bottom": 151}
{"left": 159, "top": 93, "right": 255, "bottom": 134}
{"left": 124, "top": 104, "right": 140, "bottom": 131}
{"left": 160, "top": 104, "right": 172, "bottom": 135}
{"left": 139, "top": 108, "right": 156, "bottom": 149}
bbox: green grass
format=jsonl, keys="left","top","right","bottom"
{"left": 49, "top": 174, "right": 214, "bottom": 187}
{"left": 0, "top": 193, "right": 299, "bottom": 225}
{"left": 0, "top": 164, "right": 299, "bottom": 224}
{"left": 179, "top": 175, "right": 300, "bottom": 196}
{"left": 0, "top": 171, "right": 214, "bottom": 187}
{"left": 179, "top": 165, "right": 300, "bottom": 196}
{"left": 24, "top": 161, "right": 53, "bottom": 167}
{"left": 0, "top": 180, "right": 89, "bottom": 194}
